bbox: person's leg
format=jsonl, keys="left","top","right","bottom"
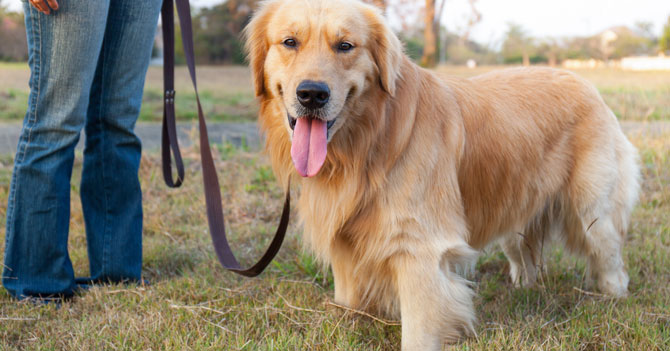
{"left": 2, "top": 0, "right": 111, "bottom": 299}
{"left": 79, "top": 0, "right": 162, "bottom": 283}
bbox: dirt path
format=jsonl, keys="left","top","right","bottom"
{"left": 0, "top": 121, "right": 668, "bottom": 156}
{"left": 0, "top": 122, "right": 262, "bottom": 155}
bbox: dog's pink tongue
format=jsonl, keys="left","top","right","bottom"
{"left": 291, "top": 117, "right": 327, "bottom": 177}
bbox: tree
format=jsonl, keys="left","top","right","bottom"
{"left": 189, "top": 0, "right": 258, "bottom": 64}
{"left": 611, "top": 31, "right": 653, "bottom": 59}
{"left": 501, "top": 23, "right": 533, "bottom": 65}
{"left": 420, "top": 0, "right": 446, "bottom": 67}
{"left": 536, "top": 38, "right": 559, "bottom": 66}
{"left": 0, "top": 1, "right": 28, "bottom": 62}
{"left": 661, "top": 16, "right": 670, "bottom": 53}
{"left": 459, "top": 0, "right": 481, "bottom": 45}
{"left": 442, "top": 0, "right": 482, "bottom": 65}
{"left": 634, "top": 21, "right": 655, "bottom": 40}
{"left": 634, "top": 21, "right": 657, "bottom": 52}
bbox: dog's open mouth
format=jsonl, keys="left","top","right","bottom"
{"left": 287, "top": 114, "right": 335, "bottom": 130}
{"left": 288, "top": 114, "right": 336, "bottom": 178}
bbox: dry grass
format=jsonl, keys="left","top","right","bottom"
{"left": 0, "top": 129, "right": 668, "bottom": 350}
{"left": 0, "top": 65, "right": 669, "bottom": 350}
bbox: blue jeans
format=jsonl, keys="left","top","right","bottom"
{"left": 3, "top": 0, "right": 162, "bottom": 299}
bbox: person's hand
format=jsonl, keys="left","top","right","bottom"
{"left": 29, "top": 0, "right": 59, "bottom": 15}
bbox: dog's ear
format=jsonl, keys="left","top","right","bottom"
{"left": 243, "top": 1, "right": 278, "bottom": 97}
{"left": 365, "top": 7, "right": 403, "bottom": 97}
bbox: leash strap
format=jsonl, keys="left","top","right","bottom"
{"left": 160, "top": 0, "right": 291, "bottom": 277}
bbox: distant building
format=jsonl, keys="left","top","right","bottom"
{"left": 562, "top": 59, "right": 613, "bottom": 69}
{"left": 621, "top": 54, "right": 670, "bottom": 71}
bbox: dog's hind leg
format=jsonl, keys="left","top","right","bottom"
{"left": 391, "top": 242, "right": 477, "bottom": 350}
{"left": 562, "top": 129, "right": 639, "bottom": 297}
{"left": 500, "top": 231, "right": 540, "bottom": 288}
{"left": 587, "top": 218, "right": 630, "bottom": 297}
{"left": 564, "top": 209, "right": 630, "bottom": 297}
{"left": 500, "top": 207, "right": 555, "bottom": 288}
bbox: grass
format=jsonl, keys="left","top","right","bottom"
{"left": 0, "top": 130, "right": 668, "bottom": 350}
{"left": 0, "top": 66, "right": 669, "bottom": 349}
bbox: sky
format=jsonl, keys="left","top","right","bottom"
{"left": 5, "top": 0, "right": 670, "bottom": 45}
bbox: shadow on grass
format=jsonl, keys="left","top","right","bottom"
{"left": 142, "top": 239, "right": 204, "bottom": 282}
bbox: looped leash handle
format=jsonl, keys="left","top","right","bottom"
{"left": 161, "top": 0, "right": 184, "bottom": 188}
{"left": 160, "top": 0, "right": 290, "bottom": 277}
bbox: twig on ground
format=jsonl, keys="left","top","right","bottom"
{"left": 277, "top": 292, "right": 324, "bottom": 314}
{"left": 0, "top": 317, "right": 38, "bottom": 321}
{"left": 196, "top": 298, "right": 228, "bottom": 306}
{"left": 169, "top": 303, "right": 230, "bottom": 315}
{"left": 325, "top": 300, "right": 401, "bottom": 326}
{"left": 106, "top": 288, "right": 145, "bottom": 297}
{"left": 555, "top": 311, "right": 583, "bottom": 327}
{"left": 277, "top": 310, "right": 306, "bottom": 326}
{"left": 279, "top": 278, "right": 323, "bottom": 289}
{"left": 162, "top": 231, "right": 179, "bottom": 243}
{"left": 237, "top": 340, "right": 251, "bottom": 351}
{"left": 642, "top": 312, "right": 670, "bottom": 321}
{"left": 202, "top": 317, "right": 232, "bottom": 333}
{"left": 220, "top": 286, "right": 246, "bottom": 295}
{"left": 540, "top": 317, "right": 556, "bottom": 329}
{"left": 327, "top": 312, "right": 347, "bottom": 340}
{"left": 572, "top": 287, "right": 611, "bottom": 298}
{"left": 169, "top": 302, "right": 232, "bottom": 332}
{"left": 612, "top": 318, "right": 633, "bottom": 331}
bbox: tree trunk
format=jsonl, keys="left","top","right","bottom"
{"left": 522, "top": 49, "right": 530, "bottom": 66}
{"left": 421, "top": 0, "right": 437, "bottom": 67}
{"left": 548, "top": 52, "right": 557, "bottom": 67}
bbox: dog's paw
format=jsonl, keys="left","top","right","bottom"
{"left": 508, "top": 262, "right": 522, "bottom": 287}
{"left": 508, "top": 261, "right": 537, "bottom": 288}
{"left": 597, "top": 268, "right": 629, "bottom": 297}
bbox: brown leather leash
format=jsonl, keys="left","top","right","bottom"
{"left": 160, "top": 0, "right": 290, "bottom": 277}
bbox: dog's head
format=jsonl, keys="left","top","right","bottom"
{"left": 244, "top": 0, "right": 402, "bottom": 177}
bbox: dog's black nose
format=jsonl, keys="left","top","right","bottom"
{"left": 296, "top": 81, "right": 330, "bottom": 110}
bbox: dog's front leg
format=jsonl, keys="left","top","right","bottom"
{"left": 391, "top": 246, "right": 476, "bottom": 350}
{"left": 330, "top": 238, "right": 360, "bottom": 307}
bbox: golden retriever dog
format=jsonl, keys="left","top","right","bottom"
{"left": 244, "top": 0, "right": 640, "bottom": 349}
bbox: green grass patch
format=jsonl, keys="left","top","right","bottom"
{"left": 138, "top": 88, "right": 257, "bottom": 123}
{"left": 599, "top": 87, "right": 670, "bottom": 121}
{"left": 0, "top": 62, "right": 27, "bottom": 69}
{"left": 0, "top": 89, "right": 29, "bottom": 121}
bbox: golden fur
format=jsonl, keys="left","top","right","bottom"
{"left": 244, "top": 0, "right": 640, "bottom": 349}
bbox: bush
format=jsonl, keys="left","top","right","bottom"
{"left": 0, "top": 11, "right": 28, "bottom": 62}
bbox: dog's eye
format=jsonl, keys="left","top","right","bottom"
{"left": 283, "top": 38, "right": 297, "bottom": 48}
{"left": 337, "top": 42, "right": 354, "bottom": 52}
